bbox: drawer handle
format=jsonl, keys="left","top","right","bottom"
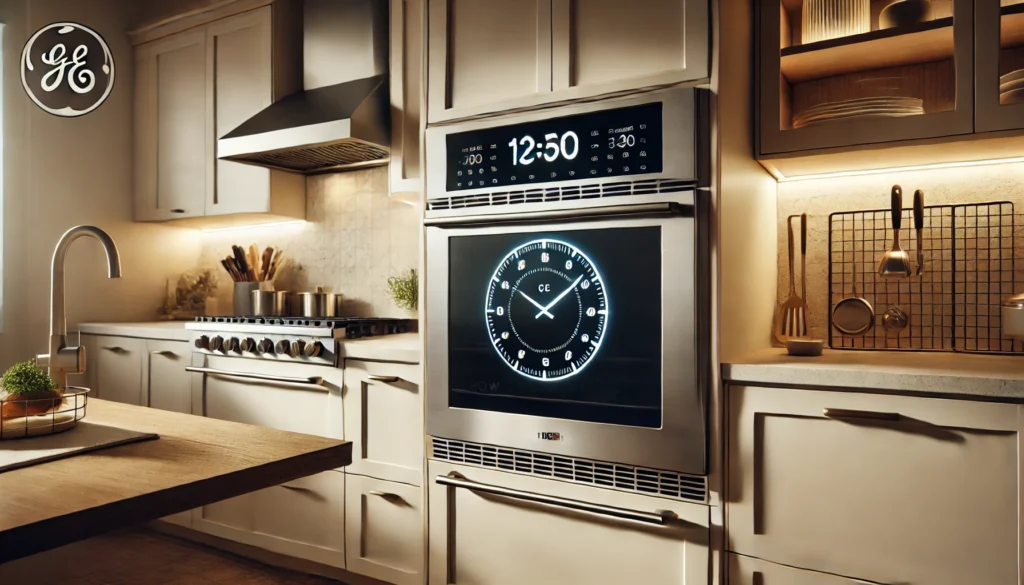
{"left": 367, "top": 374, "right": 401, "bottom": 383}
{"left": 186, "top": 366, "right": 325, "bottom": 389}
{"left": 102, "top": 346, "right": 127, "bottom": 354}
{"left": 367, "top": 490, "right": 409, "bottom": 505}
{"left": 436, "top": 473, "right": 678, "bottom": 526}
{"left": 281, "top": 484, "right": 315, "bottom": 494}
{"left": 150, "top": 350, "right": 178, "bottom": 358}
{"left": 823, "top": 408, "right": 900, "bottom": 422}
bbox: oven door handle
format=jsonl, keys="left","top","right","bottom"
{"left": 436, "top": 473, "right": 678, "bottom": 526}
{"left": 185, "top": 366, "right": 325, "bottom": 389}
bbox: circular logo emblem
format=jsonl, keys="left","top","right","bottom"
{"left": 21, "top": 22, "right": 115, "bottom": 117}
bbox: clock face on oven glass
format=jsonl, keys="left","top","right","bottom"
{"left": 485, "top": 239, "right": 608, "bottom": 381}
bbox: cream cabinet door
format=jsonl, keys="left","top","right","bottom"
{"left": 346, "top": 474, "right": 423, "bottom": 585}
{"left": 250, "top": 470, "right": 346, "bottom": 568}
{"left": 728, "top": 554, "right": 862, "bottom": 585}
{"left": 552, "top": 0, "right": 709, "bottom": 94}
{"left": 192, "top": 357, "right": 344, "bottom": 541}
{"left": 206, "top": 7, "right": 273, "bottom": 216}
{"left": 428, "top": 460, "right": 708, "bottom": 585}
{"left": 93, "top": 337, "right": 145, "bottom": 405}
{"left": 144, "top": 340, "right": 191, "bottom": 414}
{"left": 133, "top": 30, "right": 209, "bottom": 221}
{"left": 390, "top": 0, "right": 425, "bottom": 194}
{"left": 427, "top": 0, "right": 552, "bottom": 122}
{"left": 726, "top": 385, "right": 1020, "bottom": 585}
{"left": 344, "top": 360, "right": 423, "bottom": 486}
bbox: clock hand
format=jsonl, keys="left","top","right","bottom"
{"left": 518, "top": 290, "right": 555, "bottom": 319}
{"left": 536, "top": 275, "right": 584, "bottom": 319}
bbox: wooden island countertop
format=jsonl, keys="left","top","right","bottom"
{"left": 0, "top": 399, "right": 351, "bottom": 563}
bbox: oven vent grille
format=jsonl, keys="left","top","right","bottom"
{"left": 426, "top": 179, "right": 693, "bottom": 211}
{"left": 431, "top": 437, "right": 707, "bottom": 503}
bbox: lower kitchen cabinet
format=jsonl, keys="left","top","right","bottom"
{"left": 428, "top": 460, "right": 709, "bottom": 585}
{"left": 728, "top": 554, "right": 861, "bottom": 585}
{"left": 345, "top": 474, "right": 423, "bottom": 585}
{"left": 344, "top": 359, "right": 423, "bottom": 485}
{"left": 93, "top": 337, "right": 146, "bottom": 405}
{"left": 145, "top": 340, "right": 191, "bottom": 414}
{"left": 726, "top": 385, "right": 1021, "bottom": 585}
{"left": 252, "top": 471, "right": 347, "bottom": 568}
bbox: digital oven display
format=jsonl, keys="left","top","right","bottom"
{"left": 445, "top": 102, "right": 664, "bottom": 192}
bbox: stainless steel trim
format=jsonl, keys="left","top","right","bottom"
{"left": 185, "top": 322, "right": 337, "bottom": 337}
{"left": 424, "top": 202, "right": 688, "bottom": 227}
{"left": 436, "top": 473, "right": 678, "bottom": 526}
{"left": 185, "top": 366, "right": 325, "bottom": 388}
{"left": 823, "top": 408, "right": 901, "bottom": 422}
{"left": 367, "top": 375, "right": 401, "bottom": 383}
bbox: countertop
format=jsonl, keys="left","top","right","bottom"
{"left": 0, "top": 399, "right": 350, "bottom": 564}
{"left": 78, "top": 321, "right": 190, "bottom": 341}
{"left": 76, "top": 322, "right": 421, "bottom": 363}
{"left": 724, "top": 348, "right": 1024, "bottom": 400}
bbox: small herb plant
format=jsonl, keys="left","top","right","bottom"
{"left": 388, "top": 269, "right": 418, "bottom": 312}
{"left": 2, "top": 360, "right": 59, "bottom": 397}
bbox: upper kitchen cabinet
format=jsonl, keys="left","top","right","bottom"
{"left": 390, "top": 0, "right": 426, "bottom": 194}
{"left": 427, "top": 0, "right": 710, "bottom": 122}
{"left": 976, "top": 0, "right": 1024, "bottom": 132}
{"left": 132, "top": 1, "right": 305, "bottom": 225}
{"left": 757, "top": 0, "right": 974, "bottom": 158}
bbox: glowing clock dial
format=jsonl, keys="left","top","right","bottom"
{"left": 485, "top": 239, "right": 608, "bottom": 381}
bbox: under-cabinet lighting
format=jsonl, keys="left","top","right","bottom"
{"left": 776, "top": 156, "right": 1024, "bottom": 182}
{"left": 201, "top": 220, "right": 307, "bottom": 234}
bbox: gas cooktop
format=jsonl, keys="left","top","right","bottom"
{"left": 187, "top": 316, "right": 415, "bottom": 338}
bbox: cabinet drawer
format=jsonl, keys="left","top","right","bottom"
{"left": 345, "top": 475, "right": 423, "bottom": 585}
{"left": 344, "top": 360, "right": 422, "bottom": 485}
{"left": 727, "top": 385, "right": 1020, "bottom": 585}
{"left": 428, "top": 460, "right": 708, "bottom": 585}
{"left": 252, "top": 470, "right": 346, "bottom": 568}
{"left": 94, "top": 337, "right": 145, "bottom": 405}
{"left": 728, "top": 554, "right": 862, "bottom": 585}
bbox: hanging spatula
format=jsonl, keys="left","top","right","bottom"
{"left": 773, "top": 215, "right": 808, "bottom": 343}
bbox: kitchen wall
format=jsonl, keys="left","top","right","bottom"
{"left": 199, "top": 167, "right": 421, "bottom": 318}
{"left": 0, "top": 0, "right": 202, "bottom": 368}
{"left": 776, "top": 161, "right": 1024, "bottom": 344}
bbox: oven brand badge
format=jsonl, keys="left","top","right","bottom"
{"left": 537, "top": 432, "right": 562, "bottom": 441}
{"left": 21, "top": 22, "right": 115, "bottom": 117}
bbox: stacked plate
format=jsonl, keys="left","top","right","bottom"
{"left": 792, "top": 96, "right": 924, "bottom": 129}
{"left": 1000, "top": 70, "right": 1024, "bottom": 105}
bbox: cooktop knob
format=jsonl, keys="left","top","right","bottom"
{"left": 226, "top": 337, "right": 241, "bottom": 352}
{"left": 289, "top": 340, "right": 306, "bottom": 358}
{"left": 257, "top": 338, "right": 274, "bottom": 354}
{"left": 275, "top": 340, "right": 291, "bottom": 355}
{"left": 210, "top": 336, "right": 224, "bottom": 352}
{"left": 194, "top": 335, "right": 210, "bottom": 350}
{"left": 303, "top": 341, "right": 324, "bottom": 357}
{"left": 239, "top": 338, "right": 257, "bottom": 353}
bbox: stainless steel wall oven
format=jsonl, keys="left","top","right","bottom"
{"left": 425, "top": 87, "right": 711, "bottom": 477}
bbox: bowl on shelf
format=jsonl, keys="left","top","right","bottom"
{"left": 879, "top": 0, "right": 934, "bottom": 29}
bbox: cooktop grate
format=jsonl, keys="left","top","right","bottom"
{"left": 426, "top": 178, "right": 694, "bottom": 212}
{"left": 431, "top": 437, "right": 707, "bottom": 503}
{"left": 192, "top": 316, "right": 414, "bottom": 338}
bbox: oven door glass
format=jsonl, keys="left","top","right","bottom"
{"left": 448, "top": 226, "right": 662, "bottom": 428}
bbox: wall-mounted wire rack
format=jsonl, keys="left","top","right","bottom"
{"left": 828, "top": 201, "right": 1020, "bottom": 353}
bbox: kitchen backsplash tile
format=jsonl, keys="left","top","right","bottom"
{"left": 777, "top": 161, "right": 1024, "bottom": 344}
{"left": 201, "top": 167, "right": 420, "bottom": 318}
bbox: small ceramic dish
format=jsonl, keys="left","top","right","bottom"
{"left": 786, "top": 338, "right": 825, "bottom": 357}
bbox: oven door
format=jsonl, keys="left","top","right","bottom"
{"left": 425, "top": 192, "right": 709, "bottom": 475}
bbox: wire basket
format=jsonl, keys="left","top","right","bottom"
{"left": 828, "top": 201, "right": 1020, "bottom": 353}
{"left": 0, "top": 387, "right": 89, "bottom": 440}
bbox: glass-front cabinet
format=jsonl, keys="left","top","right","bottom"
{"left": 977, "top": 0, "right": 1024, "bottom": 131}
{"left": 759, "top": 0, "right": 974, "bottom": 155}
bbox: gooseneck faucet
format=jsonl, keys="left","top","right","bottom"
{"left": 36, "top": 226, "right": 121, "bottom": 389}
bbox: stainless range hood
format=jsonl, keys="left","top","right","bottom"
{"left": 218, "top": 0, "right": 390, "bottom": 175}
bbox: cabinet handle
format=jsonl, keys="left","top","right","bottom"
{"left": 436, "top": 473, "right": 678, "bottom": 526}
{"left": 367, "top": 374, "right": 401, "bottom": 383}
{"left": 281, "top": 484, "right": 316, "bottom": 494}
{"left": 150, "top": 350, "right": 177, "bottom": 357}
{"left": 185, "top": 366, "right": 324, "bottom": 389}
{"left": 171, "top": 209, "right": 186, "bottom": 214}
{"left": 102, "top": 346, "right": 127, "bottom": 354}
{"left": 823, "top": 408, "right": 900, "bottom": 422}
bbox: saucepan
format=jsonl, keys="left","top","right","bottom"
{"left": 294, "top": 287, "right": 344, "bottom": 318}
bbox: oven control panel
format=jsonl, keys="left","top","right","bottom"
{"left": 192, "top": 334, "right": 337, "bottom": 366}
